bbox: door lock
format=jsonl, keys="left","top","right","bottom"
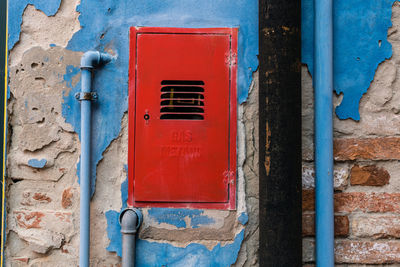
{"left": 144, "top": 111, "right": 150, "bottom": 124}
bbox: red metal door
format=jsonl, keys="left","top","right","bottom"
{"left": 129, "top": 27, "right": 237, "bottom": 209}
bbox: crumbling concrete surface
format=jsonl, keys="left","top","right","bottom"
{"left": 6, "top": 46, "right": 82, "bottom": 266}
{"left": 302, "top": 2, "right": 400, "bottom": 265}
{"left": 234, "top": 71, "right": 259, "bottom": 266}
{"left": 5, "top": 0, "right": 259, "bottom": 266}
{"left": 9, "top": 0, "right": 81, "bottom": 67}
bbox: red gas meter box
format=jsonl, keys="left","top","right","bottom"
{"left": 128, "top": 27, "right": 238, "bottom": 209}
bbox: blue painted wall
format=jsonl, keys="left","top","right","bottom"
{"left": 61, "top": 0, "right": 259, "bottom": 197}
{"left": 8, "top": 0, "right": 400, "bottom": 265}
{"left": 9, "top": 1, "right": 258, "bottom": 264}
{"left": 11, "top": 0, "right": 399, "bottom": 264}
{"left": 61, "top": 1, "right": 257, "bottom": 263}
{"left": 105, "top": 173, "right": 243, "bottom": 265}
{"left": 134, "top": 230, "right": 244, "bottom": 266}
{"left": 8, "top": 0, "right": 399, "bottom": 264}
{"left": 8, "top": 0, "right": 62, "bottom": 49}
{"left": 27, "top": 158, "right": 47, "bottom": 169}
{"left": 302, "top": 0, "right": 394, "bottom": 120}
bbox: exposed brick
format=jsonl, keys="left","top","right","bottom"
{"left": 303, "top": 239, "right": 400, "bottom": 264}
{"left": 32, "top": 192, "right": 51, "bottom": 202}
{"left": 303, "top": 238, "right": 315, "bottom": 263}
{"left": 10, "top": 209, "right": 75, "bottom": 255}
{"left": 334, "top": 137, "right": 400, "bottom": 161}
{"left": 19, "top": 189, "right": 54, "bottom": 207}
{"left": 302, "top": 214, "right": 314, "bottom": 236}
{"left": 304, "top": 192, "right": 400, "bottom": 212}
{"left": 61, "top": 187, "right": 73, "bottom": 209}
{"left": 302, "top": 165, "right": 349, "bottom": 190}
{"left": 14, "top": 257, "right": 29, "bottom": 263}
{"left": 302, "top": 214, "right": 349, "bottom": 237}
{"left": 352, "top": 215, "right": 400, "bottom": 239}
{"left": 302, "top": 190, "right": 315, "bottom": 211}
{"left": 14, "top": 211, "right": 44, "bottom": 229}
{"left": 335, "top": 240, "right": 400, "bottom": 264}
{"left": 334, "top": 192, "right": 400, "bottom": 213}
{"left": 11, "top": 210, "right": 74, "bottom": 239}
{"left": 350, "top": 164, "right": 390, "bottom": 186}
{"left": 335, "top": 216, "right": 350, "bottom": 237}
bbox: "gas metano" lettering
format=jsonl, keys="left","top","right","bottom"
{"left": 161, "top": 145, "right": 200, "bottom": 157}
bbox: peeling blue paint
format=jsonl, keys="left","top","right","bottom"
{"left": 238, "top": 212, "right": 248, "bottom": 225}
{"left": 63, "top": 65, "right": 80, "bottom": 88}
{"left": 105, "top": 177, "right": 128, "bottom": 253}
{"left": 62, "top": 58, "right": 127, "bottom": 195}
{"left": 61, "top": 0, "right": 258, "bottom": 196}
{"left": 67, "top": 0, "right": 258, "bottom": 102}
{"left": 148, "top": 209, "right": 187, "bottom": 228}
{"left": 62, "top": 1, "right": 255, "bottom": 264}
{"left": 105, "top": 210, "right": 121, "bottom": 254}
{"left": 27, "top": 158, "right": 46, "bottom": 169}
{"left": 10, "top": 1, "right": 256, "bottom": 264}
{"left": 9, "top": 0, "right": 62, "bottom": 49}
{"left": 106, "top": 176, "right": 239, "bottom": 264}
{"left": 302, "top": 0, "right": 394, "bottom": 120}
{"left": 135, "top": 230, "right": 244, "bottom": 266}
{"left": 148, "top": 208, "right": 215, "bottom": 229}
{"left": 107, "top": 205, "right": 244, "bottom": 265}
{"left": 191, "top": 213, "right": 216, "bottom": 229}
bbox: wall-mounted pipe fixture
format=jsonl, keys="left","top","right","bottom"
{"left": 314, "top": 0, "right": 334, "bottom": 265}
{"left": 119, "top": 208, "right": 143, "bottom": 267}
{"left": 76, "top": 51, "right": 113, "bottom": 267}
{"left": 259, "top": 0, "right": 302, "bottom": 265}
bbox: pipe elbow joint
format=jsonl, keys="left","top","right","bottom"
{"left": 119, "top": 208, "right": 143, "bottom": 234}
{"left": 81, "top": 51, "right": 113, "bottom": 69}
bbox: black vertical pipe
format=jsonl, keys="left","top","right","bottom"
{"left": 0, "top": 0, "right": 6, "bottom": 265}
{"left": 259, "top": 0, "right": 302, "bottom": 266}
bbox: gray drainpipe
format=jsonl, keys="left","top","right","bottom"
{"left": 119, "top": 208, "right": 143, "bottom": 267}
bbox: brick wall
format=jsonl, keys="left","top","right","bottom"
{"left": 302, "top": 113, "right": 400, "bottom": 265}
{"left": 302, "top": 4, "right": 400, "bottom": 264}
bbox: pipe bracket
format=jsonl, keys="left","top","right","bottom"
{"left": 75, "top": 92, "right": 98, "bottom": 101}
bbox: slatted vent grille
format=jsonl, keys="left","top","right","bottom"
{"left": 160, "top": 80, "right": 205, "bottom": 120}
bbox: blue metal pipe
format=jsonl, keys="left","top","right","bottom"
{"left": 78, "top": 51, "right": 113, "bottom": 267}
{"left": 314, "top": 0, "right": 334, "bottom": 265}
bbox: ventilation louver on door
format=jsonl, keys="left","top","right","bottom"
{"left": 160, "top": 80, "right": 205, "bottom": 120}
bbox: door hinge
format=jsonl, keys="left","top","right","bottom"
{"left": 223, "top": 170, "right": 235, "bottom": 184}
{"left": 225, "top": 53, "right": 237, "bottom": 66}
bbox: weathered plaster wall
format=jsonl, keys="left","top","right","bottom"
{"left": 5, "top": 0, "right": 259, "bottom": 266}
{"left": 6, "top": 46, "right": 82, "bottom": 266}
{"left": 302, "top": 0, "right": 394, "bottom": 120}
{"left": 302, "top": 1, "right": 400, "bottom": 265}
